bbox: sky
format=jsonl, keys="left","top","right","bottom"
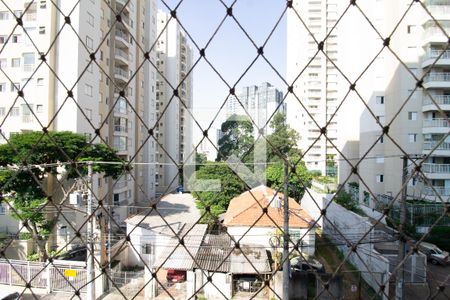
{"left": 160, "top": 0, "right": 288, "bottom": 145}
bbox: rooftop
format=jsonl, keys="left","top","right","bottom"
{"left": 223, "top": 185, "right": 314, "bottom": 228}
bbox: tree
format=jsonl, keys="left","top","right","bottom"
{"left": 266, "top": 158, "right": 312, "bottom": 199}
{"left": 216, "top": 114, "right": 254, "bottom": 162}
{"left": 194, "top": 151, "right": 208, "bottom": 170}
{"left": 0, "top": 131, "right": 123, "bottom": 261}
{"left": 191, "top": 162, "right": 246, "bottom": 224}
{"left": 266, "top": 112, "right": 301, "bottom": 161}
{"left": 265, "top": 113, "right": 312, "bottom": 199}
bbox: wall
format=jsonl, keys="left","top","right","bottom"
{"left": 301, "top": 189, "right": 390, "bottom": 300}
{"left": 227, "top": 225, "right": 315, "bottom": 256}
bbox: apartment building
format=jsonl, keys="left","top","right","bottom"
{"left": 155, "top": 11, "right": 193, "bottom": 194}
{"left": 225, "top": 82, "right": 285, "bottom": 136}
{"left": 286, "top": 0, "right": 343, "bottom": 175}
{"left": 339, "top": 0, "right": 450, "bottom": 207}
{"left": 0, "top": 0, "right": 158, "bottom": 243}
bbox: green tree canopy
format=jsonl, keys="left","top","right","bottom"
{"left": 216, "top": 114, "right": 254, "bottom": 162}
{"left": 0, "top": 131, "right": 123, "bottom": 261}
{"left": 266, "top": 112, "right": 301, "bottom": 161}
{"left": 191, "top": 162, "right": 246, "bottom": 224}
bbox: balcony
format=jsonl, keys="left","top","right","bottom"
{"left": 114, "top": 68, "right": 129, "bottom": 84}
{"left": 423, "top": 186, "right": 450, "bottom": 197}
{"left": 422, "top": 49, "right": 450, "bottom": 68}
{"left": 423, "top": 95, "right": 450, "bottom": 111}
{"left": 423, "top": 140, "right": 450, "bottom": 155}
{"left": 115, "top": 30, "right": 129, "bottom": 48}
{"left": 422, "top": 5, "right": 450, "bottom": 25}
{"left": 423, "top": 118, "right": 450, "bottom": 134}
{"left": 116, "top": 0, "right": 131, "bottom": 14}
{"left": 115, "top": 48, "right": 129, "bottom": 65}
{"left": 422, "top": 25, "right": 449, "bottom": 46}
{"left": 422, "top": 163, "right": 450, "bottom": 179}
{"left": 423, "top": 72, "right": 450, "bottom": 89}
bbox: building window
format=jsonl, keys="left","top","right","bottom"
{"left": 36, "top": 104, "right": 43, "bottom": 113}
{"left": 86, "top": 36, "right": 93, "bottom": 50}
{"left": 408, "top": 133, "right": 417, "bottom": 143}
{"left": 11, "top": 58, "right": 20, "bottom": 67}
{"left": 376, "top": 96, "right": 384, "bottom": 104}
{"left": 40, "top": 1, "right": 47, "bottom": 9}
{"left": 10, "top": 82, "right": 20, "bottom": 92}
{"left": 37, "top": 78, "right": 44, "bottom": 85}
{"left": 376, "top": 174, "right": 384, "bottom": 183}
{"left": 85, "top": 108, "right": 92, "bottom": 120}
{"left": 10, "top": 107, "right": 19, "bottom": 117}
{"left": 23, "top": 53, "right": 35, "bottom": 69}
{"left": 377, "top": 135, "right": 384, "bottom": 144}
{"left": 85, "top": 84, "right": 93, "bottom": 96}
{"left": 407, "top": 25, "right": 415, "bottom": 34}
{"left": 39, "top": 26, "right": 46, "bottom": 34}
{"left": 0, "top": 58, "right": 6, "bottom": 68}
{"left": 0, "top": 107, "right": 5, "bottom": 116}
{"left": 142, "top": 244, "right": 152, "bottom": 254}
{"left": 408, "top": 111, "right": 417, "bottom": 121}
{"left": 0, "top": 11, "right": 9, "bottom": 20}
{"left": 87, "top": 12, "right": 94, "bottom": 27}
{"left": 376, "top": 115, "right": 385, "bottom": 125}
{"left": 12, "top": 35, "right": 20, "bottom": 43}
{"left": 0, "top": 83, "right": 5, "bottom": 92}
{"left": 0, "top": 36, "right": 5, "bottom": 44}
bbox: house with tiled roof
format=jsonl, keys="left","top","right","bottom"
{"left": 223, "top": 185, "right": 316, "bottom": 256}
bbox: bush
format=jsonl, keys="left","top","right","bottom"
{"left": 19, "top": 232, "right": 32, "bottom": 240}
{"left": 333, "top": 191, "right": 366, "bottom": 216}
{"left": 424, "top": 226, "right": 450, "bottom": 252}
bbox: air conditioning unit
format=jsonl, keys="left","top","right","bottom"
{"left": 69, "top": 193, "right": 82, "bottom": 205}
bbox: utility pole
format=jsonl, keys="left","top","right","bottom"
{"left": 87, "top": 162, "right": 96, "bottom": 300}
{"left": 395, "top": 155, "right": 423, "bottom": 300}
{"left": 283, "top": 160, "right": 290, "bottom": 300}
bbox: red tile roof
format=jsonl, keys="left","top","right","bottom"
{"left": 223, "top": 185, "right": 314, "bottom": 228}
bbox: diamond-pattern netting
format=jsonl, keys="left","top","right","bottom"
{"left": 0, "top": 0, "right": 448, "bottom": 299}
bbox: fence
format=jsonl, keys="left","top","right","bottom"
{"left": 0, "top": 0, "right": 449, "bottom": 299}
{"left": 0, "top": 259, "right": 86, "bottom": 293}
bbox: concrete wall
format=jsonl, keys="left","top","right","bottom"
{"left": 301, "top": 189, "right": 390, "bottom": 299}
{"left": 4, "top": 239, "right": 35, "bottom": 260}
{"left": 227, "top": 225, "right": 315, "bottom": 256}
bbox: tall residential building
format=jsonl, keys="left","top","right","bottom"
{"left": 155, "top": 11, "right": 193, "bottom": 194}
{"left": 286, "top": 0, "right": 343, "bottom": 175}
{"left": 225, "top": 82, "right": 285, "bottom": 136}
{"left": 356, "top": 0, "right": 450, "bottom": 203}
{"left": 0, "top": 0, "right": 158, "bottom": 237}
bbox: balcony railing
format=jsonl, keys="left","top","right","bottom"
{"left": 422, "top": 163, "right": 450, "bottom": 173}
{"left": 426, "top": 49, "right": 450, "bottom": 60}
{"left": 423, "top": 95, "right": 450, "bottom": 105}
{"left": 423, "top": 141, "right": 450, "bottom": 150}
{"left": 423, "top": 118, "right": 450, "bottom": 128}
{"left": 23, "top": 13, "right": 36, "bottom": 21}
{"left": 115, "top": 30, "right": 129, "bottom": 42}
{"left": 114, "top": 125, "right": 128, "bottom": 132}
{"left": 114, "top": 68, "right": 129, "bottom": 79}
{"left": 23, "top": 64, "right": 34, "bottom": 72}
{"left": 115, "top": 49, "right": 129, "bottom": 61}
{"left": 423, "top": 186, "right": 450, "bottom": 196}
{"left": 424, "top": 72, "right": 450, "bottom": 82}
{"left": 426, "top": 5, "right": 450, "bottom": 17}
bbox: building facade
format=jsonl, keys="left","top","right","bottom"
{"left": 155, "top": 11, "right": 193, "bottom": 194}
{"left": 286, "top": 0, "right": 343, "bottom": 175}
{"left": 355, "top": 0, "right": 450, "bottom": 204}
{"left": 0, "top": 0, "right": 158, "bottom": 243}
{"left": 225, "top": 82, "right": 284, "bottom": 136}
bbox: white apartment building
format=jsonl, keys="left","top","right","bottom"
{"left": 225, "top": 82, "right": 285, "bottom": 136}
{"left": 155, "top": 11, "right": 193, "bottom": 194}
{"left": 0, "top": 0, "right": 158, "bottom": 244}
{"left": 352, "top": 0, "right": 450, "bottom": 204}
{"left": 286, "top": 0, "right": 343, "bottom": 175}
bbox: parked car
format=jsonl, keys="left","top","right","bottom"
{"left": 417, "top": 242, "right": 449, "bottom": 265}
{"left": 166, "top": 269, "right": 186, "bottom": 283}
{"left": 55, "top": 246, "right": 87, "bottom": 262}
{"left": 290, "top": 256, "right": 325, "bottom": 273}
{"left": 0, "top": 291, "right": 20, "bottom": 300}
